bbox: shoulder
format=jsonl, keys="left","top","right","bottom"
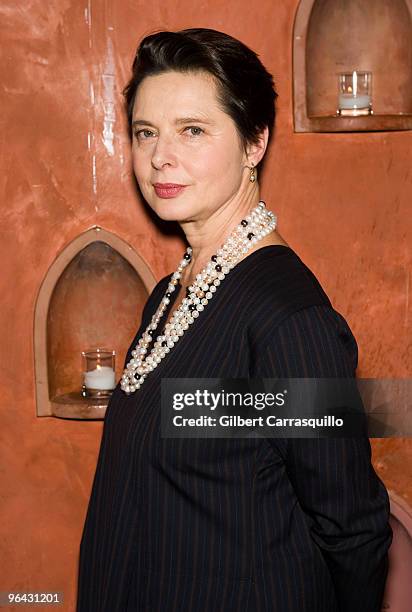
{"left": 241, "top": 247, "right": 359, "bottom": 375}
{"left": 243, "top": 246, "right": 331, "bottom": 311}
{"left": 242, "top": 246, "right": 332, "bottom": 336}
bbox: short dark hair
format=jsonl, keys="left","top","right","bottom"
{"left": 122, "top": 28, "right": 278, "bottom": 165}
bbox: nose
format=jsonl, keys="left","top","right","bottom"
{"left": 151, "top": 135, "right": 177, "bottom": 170}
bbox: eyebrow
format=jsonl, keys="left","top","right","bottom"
{"left": 132, "top": 116, "right": 213, "bottom": 127}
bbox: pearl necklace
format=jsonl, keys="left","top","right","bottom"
{"left": 120, "top": 200, "right": 277, "bottom": 394}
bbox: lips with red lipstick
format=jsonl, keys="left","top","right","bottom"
{"left": 153, "top": 183, "right": 187, "bottom": 199}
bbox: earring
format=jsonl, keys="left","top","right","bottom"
{"left": 249, "top": 164, "right": 257, "bottom": 183}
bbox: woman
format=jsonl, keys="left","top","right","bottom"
{"left": 77, "top": 28, "right": 392, "bottom": 611}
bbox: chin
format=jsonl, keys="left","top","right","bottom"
{"left": 155, "top": 209, "right": 195, "bottom": 223}
{"left": 150, "top": 196, "right": 199, "bottom": 223}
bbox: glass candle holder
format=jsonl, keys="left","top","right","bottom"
{"left": 337, "top": 71, "right": 372, "bottom": 116}
{"left": 81, "top": 348, "right": 116, "bottom": 398}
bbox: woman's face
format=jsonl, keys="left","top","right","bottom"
{"left": 131, "top": 70, "right": 251, "bottom": 223}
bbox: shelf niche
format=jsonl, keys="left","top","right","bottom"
{"left": 293, "top": 0, "right": 412, "bottom": 132}
{"left": 34, "top": 227, "right": 157, "bottom": 419}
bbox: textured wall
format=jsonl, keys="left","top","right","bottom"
{"left": 0, "top": 1, "right": 410, "bottom": 608}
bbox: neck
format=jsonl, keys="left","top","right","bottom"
{"left": 179, "top": 189, "right": 261, "bottom": 285}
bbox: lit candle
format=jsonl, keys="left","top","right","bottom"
{"left": 338, "top": 70, "right": 372, "bottom": 114}
{"left": 84, "top": 365, "right": 116, "bottom": 390}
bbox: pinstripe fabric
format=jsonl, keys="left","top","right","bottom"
{"left": 76, "top": 245, "right": 392, "bottom": 612}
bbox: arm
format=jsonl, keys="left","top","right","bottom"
{"left": 251, "top": 304, "right": 393, "bottom": 612}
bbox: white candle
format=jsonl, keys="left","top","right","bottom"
{"left": 84, "top": 365, "right": 116, "bottom": 390}
{"left": 339, "top": 93, "right": 371, "bottom": 110}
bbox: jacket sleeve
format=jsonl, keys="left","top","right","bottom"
{"left": 250, "top": 304, "right": 393, "bottom": 612}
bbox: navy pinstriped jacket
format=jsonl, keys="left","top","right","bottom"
{"left": 77, "top": 245, "right": 393, "bottom": 611}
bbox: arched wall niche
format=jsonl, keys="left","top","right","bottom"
{"left": 293, "top": 0, "right": 412, "bottom": 132}
{"left": 34, "top": 226, "right": 157, "bottom": 419}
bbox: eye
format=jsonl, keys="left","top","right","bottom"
{"left": 185, "top": 126, "right": 204, "bottom": 137}
{"left": 133, "top": 129, "right": 155, "bottom": 140}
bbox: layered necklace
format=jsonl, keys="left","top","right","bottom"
{"left": 120, "top": 200, "right": 277, "bottom": 395}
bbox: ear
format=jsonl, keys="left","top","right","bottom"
{"left": 244, "top": 126, "right": 269, "bottom": 166}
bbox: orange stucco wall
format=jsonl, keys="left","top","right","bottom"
{"left": 0, "top": 1, "right": 410, "bottom": 608}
